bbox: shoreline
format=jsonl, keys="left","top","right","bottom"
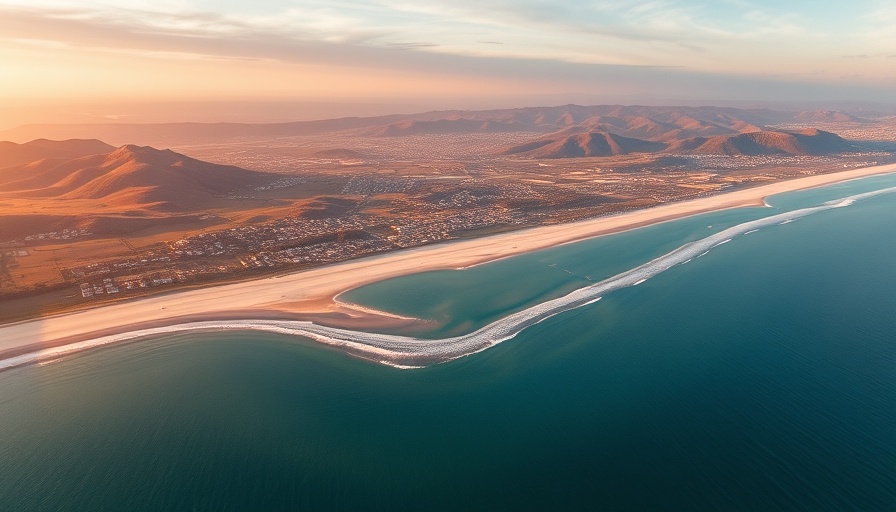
{"left": 1, "top": 163, "right": 895, "bottom": 368}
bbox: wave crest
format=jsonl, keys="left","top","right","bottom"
{"left": 4, "top": 186, "right": 895, "bottom": 370}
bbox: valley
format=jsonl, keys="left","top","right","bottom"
{"left": 1, "top": 105, "right": 894, "bottom": 322}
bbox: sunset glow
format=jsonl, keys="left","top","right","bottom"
{"left": 1, "top": 0, "right": 894, "bottom": 127}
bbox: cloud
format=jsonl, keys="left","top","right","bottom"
{"left": 842, "top": 52, "right": 896, "bottom": 59}
{"left": 383, "top": 42, "right": 440, "bottom": 50}
{"left": 0, "top": 3, "right": 893, "bottom": 103}
{"left": 375, "top": 1, "right": 711, "bottom": 49}
{"left": 0, "top": 2, "right": 840, "bottom": 73}
{"left": 0, "top": 5, "right": 682, "bottom": 75}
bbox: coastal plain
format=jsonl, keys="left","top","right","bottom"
{"left": 1, "top": 162, "right": 894, "bottom": 367}
{"left": 2, "top": 105, "right": 895, "bottom": 326}
{"left": 2, "top": 105, "right": 896, "bottom": 365}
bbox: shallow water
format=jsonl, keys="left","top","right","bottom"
{"left": 1, "top": 174, "right": 895, "bottom": 510}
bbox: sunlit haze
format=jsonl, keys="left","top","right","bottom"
{"left": 1, "top": 0, "right": 895, "bottom": 126}
{"left": 3, "top": 1, "right": 896, "bottom": 510}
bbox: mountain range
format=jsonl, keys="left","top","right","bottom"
{"left": 503, "top": 128, "right": 855, "bottom": 158}
{"left": 0, "top": 105, "right": 870, "bottom": 149}
{"left": 0, "top": 139, "right": 115, "bottom": 168}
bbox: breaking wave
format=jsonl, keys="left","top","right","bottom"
{"left": 4, "top": 186, "right": 896, "bottom": 370}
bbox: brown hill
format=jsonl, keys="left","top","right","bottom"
{"left": 0, "top": 145, "right": 272, "bottom": 210}
{"left": 503, "top": 128, "right": 854, "bottom": 159}
{"left": 668, "top": 129, "right": 854, "bottom": 156}
{"left": 504, "top": 132, "right": 667, "bottom": 158}
{"left": 570, "top": 113, "right": 761, "bottom": 141}
{"left": 792, "top": 111, "right": 865, "bottom": 123}
{"left": 360, "top": 106, "right": 767, "bottom": 141}
{"left": 0, "top": 139, "right": 115, "bottom": 168}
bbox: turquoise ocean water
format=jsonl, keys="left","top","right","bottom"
{"left": 1, "top": 175, "right": 895, "bottom": 510}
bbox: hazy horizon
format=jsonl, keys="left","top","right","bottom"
{"left": 2, "top": 1, "right": 895, "bottom": 130}
{"left": 3, "top": 95, "right": 896, "bottom": 133}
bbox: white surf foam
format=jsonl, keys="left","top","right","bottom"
{"left": 4, "top": 186, "right": 896, "bottom": 370}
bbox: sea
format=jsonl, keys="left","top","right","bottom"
{"left": 1, "top": 174, "right": 894, "bottom": 511}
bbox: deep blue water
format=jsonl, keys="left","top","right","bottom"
{"left": 1, "top": 175, "right": 894, "bottom": 511}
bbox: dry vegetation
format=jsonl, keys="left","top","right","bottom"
{"left": 1, "top": 106, "right": 895, "bottom": 322}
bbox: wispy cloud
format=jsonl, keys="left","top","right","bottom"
{"left": 0, "top": 5, "right": 676, "bottom": 87}
{"left": 858, "top": 2, "right": 896, "bottom": 42}
{"left": 842, "top": 52, "right": 896, "bottom": 59}
{"left": 0, "top": 1, "right": 858, "bottom": 71}
{"left": 0, "top": 1, "right": 892, "bottom": 104}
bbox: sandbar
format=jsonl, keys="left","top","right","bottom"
{"left": 1, "top": 163, "right": 894, "bottom": 366}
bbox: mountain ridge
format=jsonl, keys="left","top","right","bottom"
{"left": 0, "top": 105, "right": 868, "bottom": 146}
{"left": 0, "top": 144, "right": 272, "bottom": 211}
{"left": 0, "top": 139, "right": 115, "bottom": 168}
{"left": 503, "top": 129, "right": 854, "bottom": 158}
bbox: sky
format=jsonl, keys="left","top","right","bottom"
{"left": 1, "top": 0, "right": 894, "bottom": 126}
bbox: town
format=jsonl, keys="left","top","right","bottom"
{"left": 0, "top": 149, "right": 884, "bottom": 305}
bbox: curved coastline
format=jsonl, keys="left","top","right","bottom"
{"left": 3, "top": 183, "right": 895, "bottom": 370}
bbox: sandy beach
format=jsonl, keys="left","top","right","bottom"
{"left": 1, "top": 163, "right": 894, "bottom": 365}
